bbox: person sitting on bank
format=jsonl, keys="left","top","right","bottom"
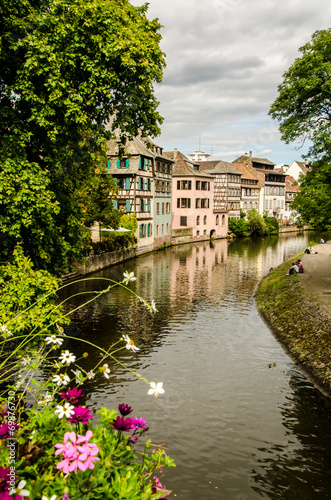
{"left": 286, "top": 262, "right": 299, "bottom": 275}
{"left": 296, "top": 259, "right": 304, "bottom": 273}
{"left": 308, "top": 245, "right": 318, "bottom": 254}
{"left": 320, "top": 238, "right": 325, "bottom": 244}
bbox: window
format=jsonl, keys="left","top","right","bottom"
{"left": 196, "top": 181, "right": 201, "bottom": 190}
{"left": 196, "top": 230, "right": 200, "bottom": 236}
{"left": 216, "top": 215, "right": 219, "bottom": 225}
{"left": 201, "top": 181, "right": 209, "bottom": 191}
{"left": 162, "top": 202, "right": 165, "bottom": 214}
{"left": 166, "top": 202, "right": 170, "bottom": 214}
{"left": 177, "top": 198, "right": 191, "bottom": 208}
{"left": 156, "top": 225, "right": 159, "bottom": 236}
{"left": 180, "top": 216, "right": 187, "bottom": 226}
{"left": 203, "top": 230, "right": 207, "bottom": 236}
{"left": 117, "top": 158, "right": 129, "bottom": 169}
{"left": 196, "top": 198, "right": 200, "bottom": 208}
{"left": 201, "top": 199, "right": 209, "bottom": 208}
{"left": 140, "top": 199, "right": 145, "bottom": 212}
{"left": 156, "top": 202, "right": 160, "bottom": 215}
{"left": 178, "top": 180, "right": 192, "bottom": 190}
{"left": 196, "top": 215, "right": 200, "bottom": 225}
{"left": 203, "top": 216, "right": 207, "bottom": 225}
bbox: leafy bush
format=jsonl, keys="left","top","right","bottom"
{"left": 0, "top": 272, "right": 174, "bottom": 500}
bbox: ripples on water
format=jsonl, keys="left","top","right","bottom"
{"left": 60, "top": 232, "right": 331, "bottom": 500}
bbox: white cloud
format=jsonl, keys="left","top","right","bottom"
{"left": 132, "top": 0, "right": 330, "bottom": 164}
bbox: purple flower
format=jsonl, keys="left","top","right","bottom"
{"left": 118, "top": 403, "right": 133, "bottom": 416}
{"left": 128, "top": 435, "right": 138, "bottom": 444}
{"left": 131, "top": 416, "right": 148, "bottom": 431}
{"left": 0, "top": 422, "right": 9, "bottom": 439}
{"left": 110, "top": 416, "right": 133, "bottom": 432}
{"left": 61, "top": 387, "right": 84, "bottom": 404}
{"left": 68, "top": 406, "right": 93, "bottom": 425}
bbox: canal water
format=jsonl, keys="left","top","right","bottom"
{"left": 62, "top": 232, "right": 331, "bottom": 500}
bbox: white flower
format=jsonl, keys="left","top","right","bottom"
{"left": 87, "top": 370, "right": 95, "bottom": 380}
{"left": 71, "top": 369, "right": 84, "bottom": 385}
{"left": 123, "top": 334, "right": 140, "bottom": 352}
{"left": 45, "top": 335, "right": 64, "bottom": 346}
{"left": 100, "top": 364, "right": 110, "bottom": 379}
{"left": 59, "top": 350, "right": 76, "bottom": 365}
{"left": 21, "top": 356, "right": 31, "bottom": 367}
{"left": 55, "top": 402, "right": 75, "bottom": 419}
{"left": 56, "top": 324, "right": 65, "bottom": 335}
{"left": 52, "top": 374, "right": 70, "bottom": 386}
{"left": 151, "top": 300, "right": 158, "bottom": 313}
{"left": 42, "top": 496, "right": 57, "bottom": 500}
{"left": 0, "top": 324, "right": 12, "bottom": 337}
{"left": 148, "top": 382, "right": 165, "bottom": 397}
{"left": 29, "top": 430, "right": 35, "bottom": 440}
{"left": 38, "top": 393, "right": 53, "bottom": 405}
{"left": 123, "top": 271, "right": 137, "bottom": 285}
{"left": 14, "top": 480, "right": 30, "bottom": 497}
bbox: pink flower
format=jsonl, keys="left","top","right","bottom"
{"left": 131, "top": 416, "right": 148, "bottom": 431}
{"left": 55, "top": 431, "right": 99, "bottom": 474}
{"left": 61, "top": 387, "right": 84, "bottom": 404}
{"left": 77, "top": 444, "right": 100, "bottom": 471}
{"left": 68, "top": 406, "right": 93, "bottom": 425}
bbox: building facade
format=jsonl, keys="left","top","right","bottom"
{"left": 106, "top": 135, "right": 173, "bottom": 250}
{"left": 165, "top": 150, "right": 228, "bottom": 243}
{"left": 233, "top": 153, "right": 287, "bottom": 219}
{"left": 198, "top": 160, "right": 242, "bottom": 218}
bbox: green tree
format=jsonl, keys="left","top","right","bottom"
{"left": 229, "top": 216, "right": 249, "bottom": 237}
{"left": 0, "top": 0, "right": 165, "bottom": 274}
{"left": 291, "top": 160, "right": 331, "bottom": 229}
{"left": 247, "top": 210, "right": 267, "bottom": 236}
{"left": 269, "top": 28, "right": 331, "bottom": 160}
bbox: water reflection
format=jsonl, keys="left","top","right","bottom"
{"left": 59, "top": 231, "right": 331, "bottom": 500}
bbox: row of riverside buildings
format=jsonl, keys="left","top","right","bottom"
{"left": 103, "top": 134, "right": 309, "bottom": 252}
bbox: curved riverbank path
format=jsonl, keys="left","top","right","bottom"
{"left": 299, "top": 240, "right": 331, "bottom": 315}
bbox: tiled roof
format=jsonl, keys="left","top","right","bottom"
{"left": 233, "top": 155, "right": 275, "bottom": 166}
{"left": 106, "top": 135, "right": 173, "bottom": 174}
{"left": 231, "top": 162, "right": 259, "bottom": 182}
{"left": 164, "top": 150, "right": 213, "bottom": 178}
{"left": 198, "top": 160, "right": 242, "bottom": 176}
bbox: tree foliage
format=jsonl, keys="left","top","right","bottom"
{"left": 291, "top": 161, "right": 331, "bottom": 229}
{"left": 269, "top": 28, "right": 331, "bottom": 160}
{"left": 0, "top": 0, "right": 165, "bottom": 274}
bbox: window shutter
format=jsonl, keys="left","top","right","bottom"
{"left": 125, "top": 159, "right": 129, "bottom": 168}
{"left": 150, "top": 224, "right": 152, "bottom": 236}
{"left": 107, "top": 160, "right": 111, "bottom": 169}
{"left": 145, "top": 224, "right": 147, "bottom": 236}
{"left": 113, "top": 200, "right": 118, "bottom": 209}
{"left": 125, "top": 177, "right": 130, "bottom": 190}
{"left": 116, "top": 159, "right": 120, "bottom": 169}
{"left": 138, "top": 178, "right": 141, "bottom": 190}
{"left": 139, "top": 225, "right": 142, "bottom": 237}
{"left": 148, "top": 199, "right": 151, "bottom": 212}
{"left": 126, "top": 200, "right": 131, "bottom": 213}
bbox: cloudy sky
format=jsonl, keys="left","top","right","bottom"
{"left": 132, "top": 0, "right": 331, "bottom": 165}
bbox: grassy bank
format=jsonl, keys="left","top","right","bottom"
{"left": 256, "top": 254, "right": 331, "bottom": 397}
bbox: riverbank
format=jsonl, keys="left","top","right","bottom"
{"left": 256, "top": 241, "right": 331, "bottom": 398}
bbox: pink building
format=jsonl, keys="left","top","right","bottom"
{"left": 164, "top": 149, "right": 228, "bottom": 244}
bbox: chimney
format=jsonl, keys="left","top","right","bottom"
{"left": 249, "top": 151, "right": 252, "bottom": 159}
{"left": 174, "top": 148, "right": 178, "bottom": 159}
